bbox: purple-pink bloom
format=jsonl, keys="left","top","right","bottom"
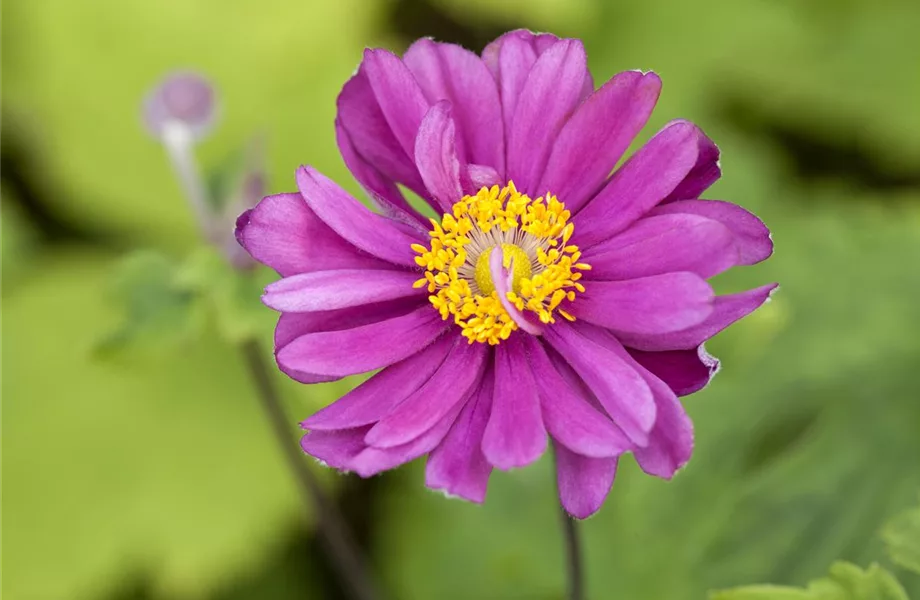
{"left": 235, "top": 30, "right": 775, "bottom": 519}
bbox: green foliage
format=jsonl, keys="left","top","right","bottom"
{"left": 2, "top": 253, "right": 324, "bottom": 599}
{"left": 177, "top": 248, "right": 273, "bottom": 344}
{"left": 711, "top": 562, "right": 909, "bottom": 600}
{"left": 884, "top": 501, "right": 920, "bottom": 575}
{"left": 96, "top": 251, "right": 199, "bottom": 354}
{"left": 99, "top": 247, "right": 274, "bottom": 355}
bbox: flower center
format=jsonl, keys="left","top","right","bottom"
{"left": 412, "top": 182, "right": 590, "bottom": 345}
{"left": 474, "top": 244, "right": 532, "bottom": 296}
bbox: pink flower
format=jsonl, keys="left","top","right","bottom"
{"left": 235, "top": 30, "right": 775, "bottom": 518}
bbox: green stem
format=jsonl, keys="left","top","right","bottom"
{"left": 559, "top": 507, "right": 585, "bottom": 600}
{"left": 240, "top": 339, "right": 381, "bottom": 600}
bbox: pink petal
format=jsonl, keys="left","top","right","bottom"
{"left": 274, "top": 297, "right": 425, "bottom": 349}
{"left": 302, "top": 334, "right": 455, "bottom": 431}
{"left": 650, "top": 199, "right": 773, "bottom": 265}
{"left": 490, "top": 246, "right": 544, "bottom": 335}
{"left": 507, "top": 39, "right": 588, "bottom": 195}
{"left": 574, "top": 120, "right": 714, "bottom": 248}
{"left": 300, "top": 427, "right": 369, "bottom": 470}
{"left": 365, "top": 340, "right": 488, "bottom": 448}
{"left": 492, "top": 33, "right": 537, "bottom": 140}
{"left": 404, "top": 39, "right": 505, "bottom": 177}
{"left": 482, "top": 336, "right": 547, "bottom": 470}
{"left": 555, "top": 445, "right": 618, "bottom": 519}
{"left": 617, "top": 283, "right": 779, "bottom": 351}
{"left": 573, "top": 323, "right": 694, "bottom": 479}
{"left": 336, "top": 67, "right": 430, "bottom": 204}
{"left": 584, "top": 213, "right": 739, "bottom": 280}
{"left": 482, "top": 30, "right": 593, "bottom": 107}
{"left": 276, "top": 305, "right": 448, "bottom": 379}
{"left": 425, "top": 369, "right": 495, "bottom": 503}
{"left": 527, "top": 337, "right": 632, "bottom": 458}
{"left": 235, "top": 193, "right": 390, "bottom": 277}
{"left": 544, "top": 322, "right": 655, "bottom": 446}
{"left": 262, "top": 269, "right": 423, "bottom": 313}
{"left": 661, "top": 129, "right": 721, "bottom": 203}
{"left": 361, "top": 48, "right": 430, "bottom": 159}
{"left": 573, "top": 272, "right": 714, "bottom": 335}
{"left": 414, "top": 102, "right": 464, "bottom": 213}
{"left": 349, "top": 401, "right": 465, "bottom": 477}
{"left": 538, "top": 70, "right": 662, "bottom": 212}
{"left": 335, "top": 117, "right": 428, "bottom": 228}
{"left": 628, "top": 346, "right": 720, "bottom": 397}
{"left": 295, "top": 166, "right": 425, "bottom": 267}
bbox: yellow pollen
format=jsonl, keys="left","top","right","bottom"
{"left": 412, "top": 182, "right": 589, "bottom": 345}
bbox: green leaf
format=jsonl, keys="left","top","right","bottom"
{"left": 96, "top": 250, "right": 198, "bottom": 355}
{"left": 712, "top": 563, "right": 909, "bottom": 600}
{"left": 884, "top": 500, "right": 920, "bottom": 575}
{"left": 176, "top": 247, "right": 275, "bottom": 344}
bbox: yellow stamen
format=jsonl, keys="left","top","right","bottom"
{"left": 412, "top": 182, "right": 589, "bottom": 345}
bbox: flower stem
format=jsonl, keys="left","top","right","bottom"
{"left": 161, "top": 122, "right": 216, "bottom": 242}
{"left": 559, "top": 506, "right": 585, "bottom": 600}
{"left": 240, "top": 339, "right": 381, "bottom": 600}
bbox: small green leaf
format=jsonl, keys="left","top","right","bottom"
{"left": 177, "top": 247, "right": 273, "bottom": 343}
{"left": 96, "top": 250, "right": 198, "bottom": 355}
{"left": 883, "top": 500, "right": 920, "bottom": 575}
{"left": 711, "top": 563, "right": 909, "bottom": 600}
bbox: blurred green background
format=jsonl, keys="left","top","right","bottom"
{"left": 3, "top": 0, "right": 920, "bottom": 598}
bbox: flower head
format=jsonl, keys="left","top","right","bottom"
{"left": 236, "top": 30, "right": 775, "bottom": 518}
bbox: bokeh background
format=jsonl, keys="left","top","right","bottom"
{"left": 3, "top": 0, "right": 920, "bottom": 598}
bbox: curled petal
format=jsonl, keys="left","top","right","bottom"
{"left": 661, "top": 129, "right": 721, "bottom": 203}
{"left": 415, "top": 102, "right": 464, "bottom": 213}
{"left": 490, "top": 247, "right": 543, "bottom": 335}
{"left": 404, "top": 38, "right": 505, "bottom": 176}
{"left": 628, "top": 346, "right": 720, "bottom": 397}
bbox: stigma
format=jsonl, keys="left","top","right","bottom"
{"left": 412, "top": 182, "right": 590, "bottom": 345}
